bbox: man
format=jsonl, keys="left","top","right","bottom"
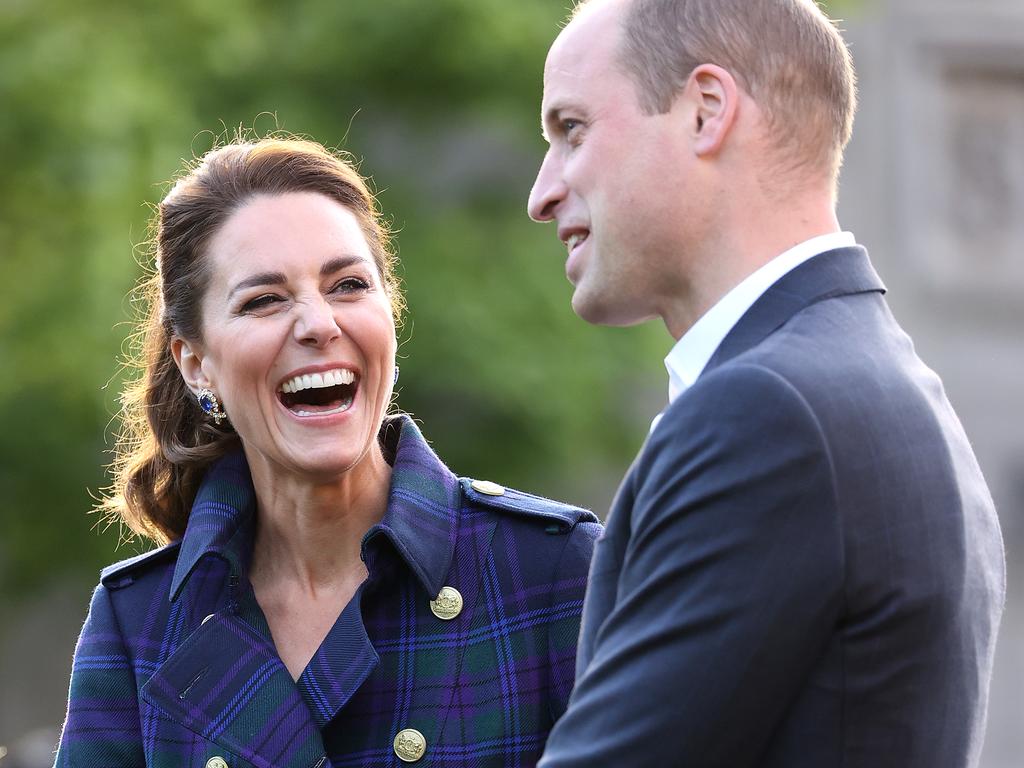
{"left": 527, "top": 1, "right": 1006, "bottom": 766}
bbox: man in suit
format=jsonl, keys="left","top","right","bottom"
{"left": 527, "top": 0, "right": 1006, "bottom": 765}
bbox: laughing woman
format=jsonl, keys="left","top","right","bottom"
{"left": 55, "top": 138, "right": 600, "bottom": 768}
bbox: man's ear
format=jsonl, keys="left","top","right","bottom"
{"left": 685, "top": 64, "right": 740, "bottom": 156}
{"left": 171, "top": 336, "right": 210, "bottom": 394}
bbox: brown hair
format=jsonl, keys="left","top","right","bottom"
{"left": 574, "top": 0, "right": 857, "bottom": 177}
{"left": 99, "top": 137, "right": 402, "bottom": 544}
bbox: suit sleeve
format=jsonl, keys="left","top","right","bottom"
{"left": 540, "top": 364, "right": 843, "bottom": 767}
{"left": 54, "top": 583, "right": 145, "bottom": 767}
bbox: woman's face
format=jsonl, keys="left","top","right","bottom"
{"left": 179, "top": 191, "right": 397, "bottom": 483}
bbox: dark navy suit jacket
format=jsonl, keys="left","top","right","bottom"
{"left": 539, "top": 247, "right": 1005, "bottom": 767}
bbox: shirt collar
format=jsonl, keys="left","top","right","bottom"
{"left": 665, "top": 231, "right": 856, "bottom": 403}
{"left": 169, "top": 413, "right": 461, "bottom": 602}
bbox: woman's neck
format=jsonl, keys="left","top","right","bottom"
{"left": 246, "top": 442, "right": 392, "bottom": 597}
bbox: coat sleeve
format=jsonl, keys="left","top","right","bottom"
{"left": 539, "top": 363, "right": 844, "bottom": 767}
{"left": 547, "top": 518, "right": 603, "bottom": 721}
{"left": 54, "top": 583, "right": 145, "bottom": 767}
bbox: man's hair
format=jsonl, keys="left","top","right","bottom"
{"left": 574, "top": 0, "right": 857, "bottom": 178}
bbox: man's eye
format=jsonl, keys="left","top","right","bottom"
{"left": 562, "top": 119, "right": 584, "bottom": 145}
{"left": 241, "top": 294, "right": 281, "bottom": 312}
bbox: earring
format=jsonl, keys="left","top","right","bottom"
{"left": 196, "top": 388, "right": 228, "bottom": 425}
{"left": 393, "top": 365, "right": 400, "bottom": 384}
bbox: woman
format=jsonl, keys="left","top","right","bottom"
{"left": 55, "top": 137, "right": 600, "bottom": 768}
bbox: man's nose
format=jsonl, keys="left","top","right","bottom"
{"left": 294, "top": 297, "right": 342, "bottom": 348}
{"left": 527, "top": 150, "right": 567, "bottom": 223}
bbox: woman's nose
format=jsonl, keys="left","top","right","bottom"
{"left": 294, "top": 298, "right": 342, "bottom": 347}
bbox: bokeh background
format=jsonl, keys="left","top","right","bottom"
{"left": 0, "top": 0, "right": 1019, "bottom": 766}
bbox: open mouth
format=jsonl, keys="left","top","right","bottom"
{"left": 566, "top": 231, "right": 589, "bottom": 254}
{"left": 278, "top": 368, "right": 358, "bottom": 417}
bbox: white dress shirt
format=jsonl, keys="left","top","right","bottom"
{"left": 652, "top": 231, "right": 857, "bottom": 430}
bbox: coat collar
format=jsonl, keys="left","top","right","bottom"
{"left": 169, "top": 413, "right": 462, "bottom": 603}
{"left": 702, "top": 246, "right": 886, "bottom": 377}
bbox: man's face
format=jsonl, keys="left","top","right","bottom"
{"left": 528, "top": 0, "right": 697, "bottom": 326}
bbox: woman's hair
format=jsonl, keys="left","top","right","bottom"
{"left": 99, "top": 136, "right": 403, "bottom": 544}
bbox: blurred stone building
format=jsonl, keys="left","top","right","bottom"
{"left": 840, "top": 2, "right": 1024, "bottom": 766}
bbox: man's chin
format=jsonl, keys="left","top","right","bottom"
{"left": 571, "top": 287, "right": 651, "bottom": 328}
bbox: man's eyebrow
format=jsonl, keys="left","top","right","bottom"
{"left": 541, "top": 102, "right": 584, "bottom": 141}
{"left": 227, "top": 254, "right": 371, "bottom": 299}
{"left": 541, "top": 106, "right": 563, "bottom": 140}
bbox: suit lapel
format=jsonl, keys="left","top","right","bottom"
{"left": 703, "top": 246, "right": 885, "bottom": 376}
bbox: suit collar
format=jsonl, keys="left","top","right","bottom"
{"left": 169, "top": 413, "right": 461, "bottom": 603}
{"left": 702, "top": 246, "right": 885, "bottom": 377}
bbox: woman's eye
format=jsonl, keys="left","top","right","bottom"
{"left": 331, "top": 277, "right": 370, "bottom": 294}
{"left": 241, "top": 294, "right": 281, "bottom": 312}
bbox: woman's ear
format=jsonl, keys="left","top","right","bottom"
{"left": 171, "top": 337, "right": 209, "bottom": 394}
{"left": 685, "top": 63, "right": 740, "bottom": 156}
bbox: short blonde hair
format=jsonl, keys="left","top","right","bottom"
{"left": 574, "top": 0, "right": 857, "bottom": 178}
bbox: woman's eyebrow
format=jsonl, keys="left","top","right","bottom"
{"left": 227, "top": 255, "right": 371, "bottom": 299}
{"left": 320, "top": 254, "right": 370, "bottom": 276}
{"left": 227, "top": 270, "right": 286, "bottom": 299}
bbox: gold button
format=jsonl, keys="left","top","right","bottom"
{"left": 205, "top": 758, "right": 229, "bottom": 768}
{"left": 430, "top": 586, "right": 463, "bottom": 620}
{"left": 471, "top": 479, "right": 505, "bottom": 496}
{"left": 394, "top": 728, "right": 426, "bottom": 762}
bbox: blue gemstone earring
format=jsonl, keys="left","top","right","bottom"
{"left": 196, "top": 388, "right": 228, "bottom": 425}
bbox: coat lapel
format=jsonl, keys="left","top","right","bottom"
{"left": 141, "top": 612, "right": 330, "bottom": 768}
{"left": 294, "top": 416, "right": 465, "bottom": 730}
{"left": 143, "top": 416, "right": 471, "bottom": 763}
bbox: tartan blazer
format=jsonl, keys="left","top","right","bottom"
{"left": 55, "top": 415, "right": 601, "bottom": 768}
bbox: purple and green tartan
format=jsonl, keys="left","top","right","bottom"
{"left": 55, "top": 415, "right": 601, "bottom": 768}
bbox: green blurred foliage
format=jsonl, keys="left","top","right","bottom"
{"left": 0, "top": 0, "right": 668, "bottom": 597}
{"left": 0, "top": 0, "right": 858, "bottom": 598}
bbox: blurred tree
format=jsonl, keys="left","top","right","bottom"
{"left": 0, "top": 0, "right": 859, "bottom": 597}
{"left": 0, "top": 0, "right": 669, "bottom": 597}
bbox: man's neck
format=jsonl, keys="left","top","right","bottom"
{"left": 662, "top": 200, "right": 841, "bottom": 340}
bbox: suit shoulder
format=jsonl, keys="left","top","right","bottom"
{"left": 459, "top": 477, "right": 599, "bottom": 535}
{"left": 99, "top": 540, "right": 182, "bottom": 590}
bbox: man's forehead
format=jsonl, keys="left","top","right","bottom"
{"left": 543, "top": 2, "right": 623, "bottom": 85}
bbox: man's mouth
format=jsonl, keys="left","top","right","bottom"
{"left": 277, "top": 368, "right": 357, "bottom": 417}
{"left": 566, "top": 232, "right": 589, "bottom": 254}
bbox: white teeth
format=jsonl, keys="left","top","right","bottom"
{"left": 293, "top": 398, "right": 354, "bottom": 417}
{"left": 280, "top": 368, "right": 356, "bottom": 393}
{"left": 566, "top": 233, "right": 587, "bottom": 251}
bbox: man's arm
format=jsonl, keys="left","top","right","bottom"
{"left": 541, "top": 363, "right": 844, "bottom": 767}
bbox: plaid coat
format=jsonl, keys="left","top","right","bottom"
{"left": 55, "top": 415, "right": 601, "bottom": 768}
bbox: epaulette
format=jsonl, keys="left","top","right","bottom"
{"left": 460, "top": 477, "right": 599, "bottom": 535}
{"left": 100, "top": 540, "right": 182, "bottom": 589}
